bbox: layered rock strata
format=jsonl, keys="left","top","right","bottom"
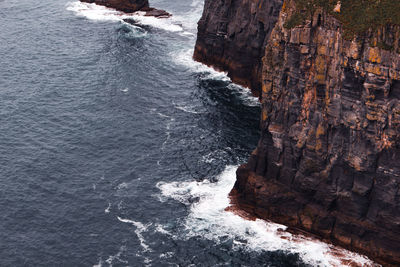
{"left": 80, "top": 0, "right": 170, "bottom": 17}
{"left": 233, "top": 0, "right": 400, "bottom": 265}
{"left": 193, "top": 0, "right": 284, "bottom": 95}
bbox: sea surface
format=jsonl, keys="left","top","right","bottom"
{"left": 0, "top": 0, "right": 375, "bottom": 266}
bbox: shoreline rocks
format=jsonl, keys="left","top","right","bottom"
{"left": 80, "top": 0, "right": 171, "bottom": 18}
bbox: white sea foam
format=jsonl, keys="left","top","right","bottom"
{"left": 134, "top": 11, "right": 183, "bottom": 32}
{"left": 159, "top": 251, "right": 175, "bottom": 259}
{"left": 116, "top": 182, "right": 128, "bottom": 190}
{"left": 117, "top": 217, "right": 152, "bottom": 252}
{"left": 105, "top": 202, "right": 111, "bottom": 214}
{"left": 157, "top": 165, "right": 377, "bottom": 267}
{"left": 170, "top": 48, "right": 231, "bottom": 82}
{"left": 174, "top": 104, "right": 203, "bottom": 114}
{"left": 162, "top": 117, "right": 174, "bottom": 150}
{"left": 67, "top": 1, "right": 125, "bottom": 21}
{"left": 93, "top": 258, "right": 103, "bottom": 267}
{"left": 173, "top": 0, "right": 204, "bottom": 32}
{"left": 200, "top": 149, "right": 230, "bottom": 164}
{"left": 66, "top": 1, "right": 183, "bottom": 32}
{"left": 105, "top": 245, "right": 128, "bottom": 265}
{"left": 170, "top": 48, "right": 261, "bottom": 107}
{"left": 154, "top": 223, "right": 173, "bottom": 236}
{"left": 201, "top": 152, "right": 216, "bottom": 164}
{"left": 228, "top": 83, "right": 260, "bottom": 107}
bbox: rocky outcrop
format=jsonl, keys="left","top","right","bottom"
{"left": 80, "top": 0, "right": 170, "bottom": 17}
{"left": 233, "top": 0, "right": 400, "bottom": 265}
{"left": 81, "top": 0, "right": 148, "bottom": 12}
{"left": 193, "top": 0, "right": 284, "bottom": 95}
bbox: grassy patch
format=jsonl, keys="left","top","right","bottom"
{"left": 284, "top": 12, "right": 305, "bottom": 29}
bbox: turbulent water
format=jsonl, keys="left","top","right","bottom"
{"left": 0, "top": 0, "right": 375, "bottom": 266}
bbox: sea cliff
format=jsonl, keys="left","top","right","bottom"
{"left": 193, "top": 0, "right": 283, "bottom": 95}
{"left": 195, "top": 0, "right": 400, "bottom": 265}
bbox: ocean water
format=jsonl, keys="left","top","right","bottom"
{"left": 0, "top": 0, "right": 375, "bottom": 266}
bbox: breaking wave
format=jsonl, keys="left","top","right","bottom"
{"left": 169, "top": 48, "right": 260, "bottom": 107}
{"left": 157, "top": 165, "right": 376, "bottom": 267}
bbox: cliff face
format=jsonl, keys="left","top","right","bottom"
{"left": 80, "top": 0, "right": 149, "bottom": 12}
{"left": 193, "top": 0, "right": 284, "bottom": 95}
{"left": 233, "top": 0, "right": 400, "bottom": 265}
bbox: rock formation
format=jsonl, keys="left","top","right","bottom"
{"left": 81, "top": 0, "right": 148, "bottom": 12}
{"left": 80, "top": 0, "right": 170, "bottom": 17}
{"left": 195, "top": 0, "right": 400, "bottom": 265}
{"left": 193, "top": 0, "right": 284, "bottom": 95}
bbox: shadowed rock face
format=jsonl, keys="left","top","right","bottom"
{"left": 233, "top": 0, "right": 400, "bottom": 265}
{"left": 80, "top": 0, "right": 149, "bottom": 13}
{"left": 193, "top": 0, "right": 284, "bottom": 95}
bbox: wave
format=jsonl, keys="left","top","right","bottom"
{"left": 157, "top": 165, "right": 376, "bottom": 267}
{"left": 170, "top": 48, "right": 230, "bottom": 80}
{"left": 227, "top": 83, "right": 261, "bottom": 107}
{"left": 170, "top": 48, "right": 260, "bottom": 107}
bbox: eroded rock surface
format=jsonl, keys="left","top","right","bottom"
{"left": 193, "top": 0, "right": 284, "bottom": 95}
{"left": 234, "top": 0, "right": 400, "bottom": 265}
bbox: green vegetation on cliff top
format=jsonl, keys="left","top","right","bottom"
{"left": 285, "top": 0, "right": 400, "bottom": 40}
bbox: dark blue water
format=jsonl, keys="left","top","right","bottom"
{"left": 0, "top": 1, "right": 371, "bottom": 266}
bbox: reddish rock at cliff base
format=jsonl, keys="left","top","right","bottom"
{"left": 80, "top": 0, "right": 171, "bottom": 17}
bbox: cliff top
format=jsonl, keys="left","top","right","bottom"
{"left": 285, "top": 0, "right": 400, "bottom": 41}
